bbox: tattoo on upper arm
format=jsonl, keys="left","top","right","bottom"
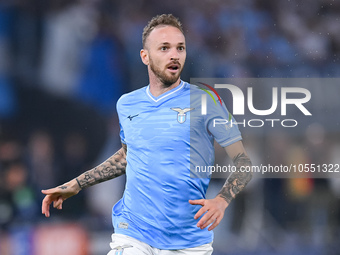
{"left": 77, "top": 146, "right": 127, "bottom": 189}
{"left": 218, "top": 153, "right": 252, "bottom": 204}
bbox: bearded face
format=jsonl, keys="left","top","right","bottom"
{"left": 149, "top": 54, "right": 183, "bottom": 87}
{"left": 141, "top": 25, "right": 186, "bottom": 88}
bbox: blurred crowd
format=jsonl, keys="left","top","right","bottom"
{"left": 0, "top": 0, "right": 340, "bottom": 254}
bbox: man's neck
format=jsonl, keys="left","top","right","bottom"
{"left": 149, "top": 77, "right": 181, "bottom": 98}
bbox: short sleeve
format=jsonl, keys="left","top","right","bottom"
{"left": 119, "top": 121, "right": 126, "bottom": 145}
{"left": 116, "top": 97, "right": 126, "bottom": 145}
{"left": 205, "top": 97, "right": 242, "bottom": 147}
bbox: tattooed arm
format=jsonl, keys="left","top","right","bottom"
{"left": 189, "top": 141, "right": 252, "bottom": 231}
{"left": 76, "top": 144, "right": 127, "bottom": 189}
{"left": 218, "top": 142, "right": 252, "bottom": 204}
{"left": 41, "top": 144, "right": 127, "bottom": 217}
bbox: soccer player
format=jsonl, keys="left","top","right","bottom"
{"left": 41, "top": 14, "right": 252, "bottom": 255}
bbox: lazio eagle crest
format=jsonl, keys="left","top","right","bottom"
{"left": 171, "top": 107, "right": 194, "bottom": 124}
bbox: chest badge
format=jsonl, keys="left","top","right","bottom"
{"left": 171, "top": 107, "right": 194, "bottom": 124}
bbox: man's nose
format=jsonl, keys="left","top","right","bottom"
{"left": 170, "top": 49, "right": 180, "bottom": 61}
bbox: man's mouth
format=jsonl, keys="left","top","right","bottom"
{"left": 167, "top": 63, "right": 180, "bottom": 72}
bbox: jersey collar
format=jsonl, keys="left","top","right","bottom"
{"left": 146, "top": 81, "right": 185, "bottom": 103}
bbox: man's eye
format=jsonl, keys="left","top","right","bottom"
{"left": 178, "top": 46, "right": 184, "bottom": 51}
{"left": 161, "top": 46, "right": 168, "bottom": 51}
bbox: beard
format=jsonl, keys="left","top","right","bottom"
{"left": 149, "top": 57, "right": 183, "bottom": 88}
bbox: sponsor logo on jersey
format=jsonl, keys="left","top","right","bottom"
{"left": 127, "top": 114, "right": 139, "bottom": 121}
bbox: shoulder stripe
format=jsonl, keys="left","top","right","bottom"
{"left": 219, "top": 136, "right": 242, "bottom": 147}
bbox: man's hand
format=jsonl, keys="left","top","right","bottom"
{"left": 189, "top": 196, "right": 229, "bottom": 231}
{"left": 41, "top": 179, "right": 81, "bottom": 217}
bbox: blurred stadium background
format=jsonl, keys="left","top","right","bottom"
{"left": 0, "top": 0, "right": 340, "bottom": 254}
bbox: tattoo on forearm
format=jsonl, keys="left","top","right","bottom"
{"left": 76, "top": 146, "right": 127, "bottom": 189}
{"left": 122, "top": 143, "right": 127, "bottom": 154}
{"left": 76, "top": 178, "right": 81, "bottom": 188}
{"left": 218, "top": 153, "right": 252, "bottom": 204}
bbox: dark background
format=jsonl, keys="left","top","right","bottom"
{"left": 0, "top": 0, "right": 339, "bottom": 254}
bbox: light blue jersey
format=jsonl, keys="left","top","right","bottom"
{"left": 113, "top": 81, "right": 242, "bottom": 249}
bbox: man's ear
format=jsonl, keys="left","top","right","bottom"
{"left": 140, "top": 49, "right": 149, "bottom": 65}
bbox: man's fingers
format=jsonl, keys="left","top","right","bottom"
{"left": 41, "top": 188, "right": 57, "bottom": 195}
{"left": 194, "top": 205, "right": 208, "bottom": 220}
{"left": 57, "top": 197, "right": 63, "bottom": 209}
{"left": 53, "top": 197, "right": 64, "bottom": 209}
{"left": 191, "top": 197, "right": 227, "bottom": 231}
{"left": 197, "top": 206, "right": 224, "bottom": 229}
{"left": 190, "top": 198, "right": 226, "bottom": 230}
{"left": 41, "top": 185, "right": 74, "bottom": 218}
{"left": 197, "top": 210, "right": 215, "bottom": 228}
{"left": 42, "top": 204, "right": 49, "bottom": 217}
{"left": 189, "top": 199, "right": 205, "bottom": 206}
{"left": 42, "top": 193, "right": 65, "bottom": 217}
{"left": 43, "top": 209, "right": 50, "bottom": 218}
{"left": 42, "top": 196, "right": 52, "bottom": 217}
{"left": 201, "top": 218, "right": 215, "bottom": 230}
{"left": 200, "top": 213, "right": 218, "bottom": 229}
{"left": 53, "top": 201, "right": 62, "bottom": 210}
{"left": 190, "top": 199, "right": 207, "bottom": 220}
{"left": 208, "top": 217, "right": 221, "bottom": 231}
